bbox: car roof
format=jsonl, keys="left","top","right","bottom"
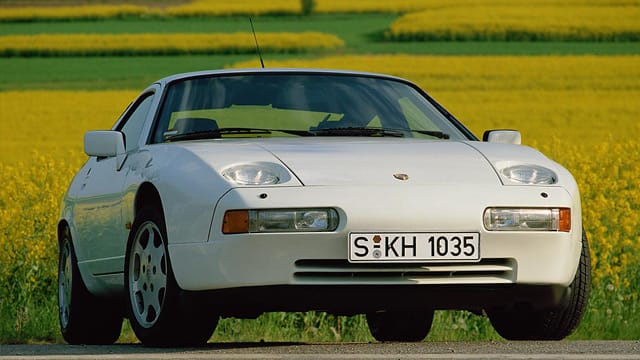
{"left": 154, "top": 68, "right": 412, "bottom": 87}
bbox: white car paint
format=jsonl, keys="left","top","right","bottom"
{"left": 59, "top": 68, "right": 583, "bottom": 310}
{"left": 62, "top": 136, "right": 581, "bottom": 294}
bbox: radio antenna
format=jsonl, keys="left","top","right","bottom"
{"left": 249, "top": 17, "right": 265, "bottom": 68}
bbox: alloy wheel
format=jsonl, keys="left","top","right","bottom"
{"left": 58, "top": 239, "right": 72, "bottom": 329}
{"left": 128, "top": 221, "right": 168, "bottom": 328}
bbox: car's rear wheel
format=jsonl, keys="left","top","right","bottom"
{"left": 366, "top": 309, "right": 434, "bottom": 342}
{"left": 58, "top": 226, "right": 123, "bottom": 344}
{"left": 488, "top": 230, "right": 591, "bottom": 340}
{"left": 125, "top": 207, "right": 218, "bottom": 347}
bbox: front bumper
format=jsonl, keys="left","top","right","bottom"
{"left": 168, "top": 184, "right": 582, "bottom": 303}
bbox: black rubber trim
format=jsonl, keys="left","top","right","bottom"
{"left": 179, "top": 284, "right": 568, "bottom": 318}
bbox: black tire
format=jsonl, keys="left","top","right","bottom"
{"left": 366, "top": 309, "right": 434, "bottom": 342}
{"left": 124, "top": 207, "right": 218, "bottom": 347}
{"left": 488, "top": 230, "right": 591, "bottom": 340}
{"left": 58, "top": 226, "right": 123, "bottom": 344}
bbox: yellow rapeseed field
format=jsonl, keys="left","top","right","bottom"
{"left": 0, "top": 4, "right": 148, "bottom": 22}
{"left": 0, "top": 90, "right": 135, "bottom": 299}
{"left": 0, "top": 90, "right": 137, "bottom": 159}
{"left": 0, "top": 1, "right": 299, "bottom": 22}
{"left": 387, "top": 6, "right": 640, "bottom": 41}
{"left": 1, "top": 55, "right": 638, "bottom": 321}
{"left": 315, "top": 0, "right": 640, "bottom": 14}
{"left": 0, "top": 33, "right": 344, "bottom": 57}
{"left": 2, "top": 0, "right": 638, "bottom": 21}
{"left": 0, "top": 0, "right": 302, "bottom": 21}
{"left": 165, "top": 0, "right": 299, "bottom": 17}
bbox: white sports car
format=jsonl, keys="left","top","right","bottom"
{"left": 58, "top": 69, "right": 590, "bottom": 346}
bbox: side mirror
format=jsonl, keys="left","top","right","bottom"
{"left": 483, "top": 129, "right": 521, "bottom": 145}
{"left": 84, "top": 130, "right": 125, "bottom": 157}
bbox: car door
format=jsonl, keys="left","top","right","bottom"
{"left": 73, "top": 92, "right": 156, "bottom": 277}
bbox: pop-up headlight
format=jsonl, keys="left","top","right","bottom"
{"left": 501, "top": 165, "right": 557, "bottom": 185}
{"left": 222, "top": 163, "right": 283, "bottom": 185}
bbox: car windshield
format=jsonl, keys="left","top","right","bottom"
{"left": 151, "top": 73, "right": 469, "bottom": 143}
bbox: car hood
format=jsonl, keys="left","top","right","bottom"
{"left": 254, "top": 138, "right": 499, "bottom": 186}
{"left": 171, "top": 138, "right": 569, "bottom": 187}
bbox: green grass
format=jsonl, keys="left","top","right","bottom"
{"left": 0, "top": 55, "right": 262, "bottom": 90}
{"left": 0, "top": 14, "right": 394, "bottom": 36}
{"left": 0, "top": 299, "right": 59, "bottom": 344}
{"left": 0, "top": 52, "right": 398, "bottom": 91}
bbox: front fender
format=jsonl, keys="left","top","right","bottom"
{"left": 142, "top": 145, "right": 231, "bottom": 245}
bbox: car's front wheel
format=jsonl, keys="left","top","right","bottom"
{"left": 125, "top": 207, "right": 218, "bottom": 347}
{"left": 366, "top": 309, "right": 434, "bottom": 342}
{"left": 58, "top": 226, "right": 122, "bottom": 344}
{"left": 488, "top": 230, "right": 591, "bottom": 340}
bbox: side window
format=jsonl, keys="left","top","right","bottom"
{"left": 118, "top": 93, "right": 154, "bottom": 152}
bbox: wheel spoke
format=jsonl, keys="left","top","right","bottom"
{"left": 149, "top": 242, "right": 166, "bottom": 272}
{"left": 134, "top": 290, "right": 147, "bottom": 319}
{"left": 147, "top": 284, "right": 163, "bottom": 322}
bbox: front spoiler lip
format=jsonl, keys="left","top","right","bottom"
{"left": 178, "top": 284, "right": 569, "bottom": 318}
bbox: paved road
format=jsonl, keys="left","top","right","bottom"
{"left": 1, "top": 341, "right": 639, "bottom": 359}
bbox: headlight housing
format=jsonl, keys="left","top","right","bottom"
{"left": 222, "top": 208, "right": 339, "bottom": 234}
{"left": 501, "top": 165, "right": 557, "bottom": 185}
{"left": 484, "top": 208, "right": 571, "bottom": 232}
{"left": 222, "top": 163, "right": 285, "bottom": 185}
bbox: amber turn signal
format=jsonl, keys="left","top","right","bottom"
{"left": 559, "top": 208, "right": 571, "bottom": 232}
{"left": 222, "top": 210, "right": 249, "bottom": 234}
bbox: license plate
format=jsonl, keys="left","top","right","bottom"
{"left": 348, "top": 232, "right": 480, "bottom": 262}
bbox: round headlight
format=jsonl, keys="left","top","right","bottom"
{"left": 501, "top": 165, "right": 557, "bottom": 185}
{"left": 222, "top": 164, "right": 280, "bottom": 185}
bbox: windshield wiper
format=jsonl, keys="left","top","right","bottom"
{"left": 164, "top": 126, "right": 449, "bottom": 142}
{"left": 410, "top": 129, "right": 450, "bottom": 139}
{"left": 311, "top": 127, "right": 406, "bottom": 137}
{"left": 165, "top": 127, "right": 313, "bottom": 142}
{"left": 310, "top": 127, "right": 450, "bottom": 139}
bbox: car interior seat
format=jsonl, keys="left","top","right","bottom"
{"left": 172, "top": 117, "right": 219, "bottom": 134}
